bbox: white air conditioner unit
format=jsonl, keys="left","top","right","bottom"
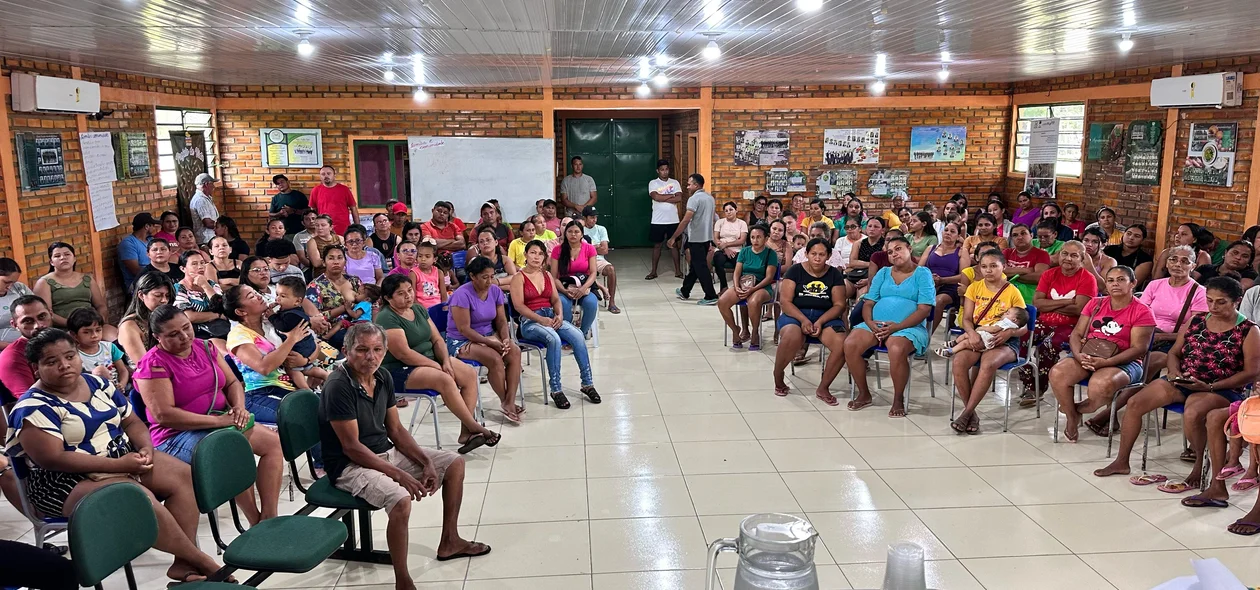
{"left": 1150, "top": 72, "right": 1243, "bottom": 108}
{"left": 10, "top": 72, "right": 102, "bottom": 114}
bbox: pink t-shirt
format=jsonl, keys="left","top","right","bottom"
{"left": 551, "top": 242, "right": 597, "bottom": 276}
{"left": 413, "top": 265, "right": 444, "bottom": 309}
{"left": 714, "top": 218, "right": 749, "bottom": 256}
{"left": 1139, "top": 278, "right": 1209, "bottom": 333}
{"left": 0, "top": 337, "right": 34, "bottom": 399}
{"left": 133, "top": 339, "right": 228, "bottom": 447}
{"left": 1081, "top": 297, "right": 1156, "bottom": 353}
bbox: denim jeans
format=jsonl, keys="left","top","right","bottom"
{"left": 560, "top": 291, "right": 599, "bottom": 336}
{"left": 244, "top": 385, "right": 292, "bottom": 424}
{"left": 520, "top": 308, "right": 593, "bottom": 394}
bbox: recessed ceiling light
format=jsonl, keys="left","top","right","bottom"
{"left": 870, "top": 79, "right": 886, "bottom": 94}
{"left": 703, "top": 40, "right": 721, "bottom": 61}
{"left": 1118, "top": 33, "right": 1134, "bottom": 52}
{"left": 654, "top": 54, "right": 671, "bottom": 67}
{"left": 936, "top": 66, "right": 950, "bottom": 81}
{"left": 940, "top": 50, "right": 951, "bottom": 63}
{"left": 797, "top": 0, "right": 824, "bottom": 12}
{"left": 413, "top": 87, "right": 428, "bottom": 101}
{"left": 874, "top": 53, "right": 887, "bottom": 76}
{"left": 636, "top": 82, "right": 651, "bottom": 97}
{"left": 382, "top": 51, "right": 394, "bottom": 63}
{"left": 383, "top": 67, "right": 395, "bottom": 82}
{"left": 297, "top": 35, "right": 314, "bottom": 57}
{"left": 653, "top": 73, "right": 669, "bottom": 88}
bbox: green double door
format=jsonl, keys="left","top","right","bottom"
{"left": 565, "top": 119, "right": 659, "bottom": 247}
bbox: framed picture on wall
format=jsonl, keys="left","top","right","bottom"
{"left": 260, "top": 128, "right": 324, "bottom": 168}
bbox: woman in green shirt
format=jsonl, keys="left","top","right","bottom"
{"left": 375, "top": 273, "right": 500, "bottom": 454}
{"left": 905, "top": 211, "right": 939, "bottom": 261}
{"left": 717, "top": 225, "right": 779, "bottom": 351}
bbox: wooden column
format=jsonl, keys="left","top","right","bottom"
{"left": 1247, "top": 94, "right": 1260, "bottom": 227}
{"left": 698, "top": 87, "right": 713, "bottom": 183}
{"left": 1154, "top": 65, "right": 1183, "bottom": 254}
{"left": 0, "top": 75, "right": 25, "bottom": 266}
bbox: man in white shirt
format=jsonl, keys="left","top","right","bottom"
{"left": 581, "top": 206, "right": 619, "bottom": 314}
{"left": 559, "top": 156, "right": 598, "bottom": 217}
{"left": 647, "top": 159, "right": 683, "bottom": 280}
{"left": 189, "top": 172, "right": 220, "bottom": 245}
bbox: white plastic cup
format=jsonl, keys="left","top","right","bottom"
{"left": 881, "top": 541, "right": 927, "bottom": 590}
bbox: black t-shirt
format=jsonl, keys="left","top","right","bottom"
{"left": 371, "top": 233, "right": 399, "bottom": 264}
{"left": 1104, "top": 245, "right": 1153, "bottom": 269}
{"left": 228, "top": 238, "right": 250, "bottom": 260}
{"left": 319, "top": 365, "right": 397, "bottom": 482}
{"left": 270, "top": 308, "right": 315, "bottom": 357}
{"left": 269, "top": 190, "right": 309, "bottom": 235}
{"left": 139, "top": 263, "right": 184, "bottom": 285}
{"left": 785, "top": 263, "right": 845, "bottom": 311}
{"left": 1195, "top": 263, "right": 1258, "bottom": 283}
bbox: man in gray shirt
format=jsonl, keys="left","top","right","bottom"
{"left": 559, "top": 155, "right": 598, "bottom": 217}
{"left": 668, "top": 174, "right": 718, "bottom": 304}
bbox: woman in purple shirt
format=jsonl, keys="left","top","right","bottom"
{"left": 1010, "top": 191, "right": 1040, "bottom": 228}
{"left": 446, "top": 256, "right": 524, "bottom": 423}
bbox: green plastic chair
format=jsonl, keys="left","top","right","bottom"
{"left": 68, "top": 481, "right": 236, "bottom": 590}
{"left": 191, "top": 428, "right": 348, "bottom": 585}
{"left": 276, "top": 389, "right": 390, "bottom": 564}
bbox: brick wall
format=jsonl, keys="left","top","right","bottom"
{"left": 553, "top": 86, "right": 701, "bottom": 100}
{"left": 713, "top": 83, "right": 1009, "bottom": 99}
{"left": 712, "top": 103, "right": 1011, "bottom": 220}
{"left": 214, "top": 85, "right": 543, "bottom": 100}
{"left": 215, "top": 109, "right": 545, "bottom": 239}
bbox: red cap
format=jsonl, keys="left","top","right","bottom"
{"left": 390, "top": 202, "right": 409, "bottom": 215}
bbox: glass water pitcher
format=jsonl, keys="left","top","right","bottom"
{"left": 705, "top": 513, "right": 819, "bottom": 590}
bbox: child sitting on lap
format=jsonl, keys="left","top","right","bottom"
{"left": 936, "top": 307, "right": 1029, "bottom": 358}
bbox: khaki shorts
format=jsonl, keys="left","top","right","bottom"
{"left": 594, "top": 258, "right": 613, "bottom": 274}
{"left": 334, "top": 448, "right": 460, "bottom": 511}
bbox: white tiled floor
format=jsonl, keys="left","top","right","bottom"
{"left": 5, "top": 249, "right": 1260, "bottom": 589}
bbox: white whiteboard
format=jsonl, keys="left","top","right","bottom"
{"left": 408, "top": 136, "right": 555, "bottom": 225}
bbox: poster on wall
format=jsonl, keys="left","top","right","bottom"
{"left": 816, "top": 169, "right": 857, "bottom": 197}
{"left": 113, "top": 132, "right": 150, "bottom": 179}
{"left": 1087, "top": 123, "right": 1125, "bottom": 162}
{"left": 15, "top": 132, "right": 66, "bottom": 191}
{"left": 79, "top": 131, "right": 118, "bottom": 187}
{"left": 786, "top": 171, "right": 808, "bottom": 193}
{"left": 1123, "top": 120, "right": 1163, "bottom": 185}
{"left": 765, "top": 168, "right": 789, "bottom": 195}
{"left": 823, "top": 128, "right": 880, "bottom": 165}
{"left": 909, "top": 126, "right": 967, "bottom": 162}
{"left": 1183, "top": 122, "right": 1238, "bottom": 187}
{"left": 1023, "top": 118, "right": 1060, "bottom": 198}
{"left": 735, "top": 130, "right": 791, "bottom": 166}
{"left": 260, "top": 128, "right": 324, "bottom": 168}
{"left": 170, "top": 131, "right": 208, "bottom": 229}
{"left": 866, "top": 169, "right": 909, "bottom": 197}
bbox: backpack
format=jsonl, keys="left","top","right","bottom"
{"left": 1231, "top": 396, "right": 1260, "bottom": 445}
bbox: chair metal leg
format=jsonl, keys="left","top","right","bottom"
{"left": 430, "top": 396, "right": 441, "bottom": 449}
{"left": 1106, "top": 390, "right": 1122, "bottom": 459}
{"left": 926, "top": 355, "right": 936, "bottom": 398}
{"left": 407, "top": 395, "right": 423, "bottom": 435}
{"left": 1141, "top": 410, "right": 1151, "bottom": 472}
{"left": 1002, "top": 369, "right": 1011, "bottom": 432}
{"left": 874, "top": 350, "right": 884, "bottom": 391}
{"left": 1052, "top": 392, "right": 1060, "bottom": 443}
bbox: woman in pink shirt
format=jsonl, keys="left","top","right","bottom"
{"left": 550, "top": 221, "right": 599, "bottom": 337}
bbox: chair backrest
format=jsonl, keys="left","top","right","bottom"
{"left": 191, "top": 428, "right": 257, "bottom": 513}
{"left": 452, "top": 249, "right": 467, "bottom": 269}
{"left": 1021, "top": 304, "right": 1039, "bottom": 359}
{"left": 69, "top": 482, "right": 159, "bottom": 587}
{"left": 427, "top": 302, "right": 449, "bottom": 334}
{"left": 128, "top": 387, "right": 150, "bottom": 426}
{"left": 276, "top": 389, "right": 320, "bottom": 463}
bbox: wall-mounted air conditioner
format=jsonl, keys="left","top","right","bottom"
{"left": 1150, "top": 72, "right": 1243, "bottom": 108}
{"left": 10, "top": 72, "right": 102, "bottom": 114}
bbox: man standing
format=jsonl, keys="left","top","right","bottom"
{"left": 119, "top": 212, "right": 159, "bottom": 290}
{"left": 559, "top": 155, "right": 598, "bottom": 217}
{"left": 309, "top": 165, "right": 359, "bottom": 236}
{"left": 669, "top": 174, "right": 718, "bottom": 305}
{"left": 581, "top": 206, "right": 619, "bottom": 314}
{"left": 647, "top": 159, "right": 683, "bottom": 280}
{"left": 320, "top": 324, "right": 489, "bottom": 590}
{"left": 268, "top": 174, "right": 309, "bottom": 238}
{"left": 0, "top": 295, "right": 52, "bottom": 396}
{"left": 190, "top": 172, "right": 220, "bottom": 245}
{"left": 421, "top": 201, "right": 467, "bottom": 255}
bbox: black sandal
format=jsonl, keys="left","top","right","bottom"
{"left": 551, "top": 392, "right": 571, "bottom": 409}
{"left": 457, "top": 434, "right": 487, "bottom": 455}
{"left": 581, "top": 385, "right": 601, "bottom": 404}
{"left": 484, "top": 431, "right": 501, "bottom": 447}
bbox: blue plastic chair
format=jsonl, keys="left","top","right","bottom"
{"left": 948, "top": 304, "right": 1039, "bottom": 432}
{"left": 393, "top": 303, "right": 482, "bottom": 448}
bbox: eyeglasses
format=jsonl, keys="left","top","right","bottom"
{"left": 345, "top": 238, "right": 364, "bottom": 245}
{"left": 249, "top": 267, "right": 269, "bottom": 274}
{"left": 845, "top": 225, "right": 859, "bottom": 230}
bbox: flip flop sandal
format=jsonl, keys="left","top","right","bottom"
{"left": 933, "top": 346, "right": 954, "bottom": 358}
{"left": 889, "top": 407, "right": 907, "bottom": 418}
{"left": 774, "top": 385, "right": 791, "bottom": 397}
{"left": 1157, "top": 481, "right": 1197, "bottom": 494}
{"left": 1181, "top": 495, "right": 1230, "bottom": 508}
{"left": 501, "top": 410, "right": 521, "bottom": 425}
{"left": 748, "top": 343, "right": 761, "bottom": 352}
{"left": 435, "top": 542, "right": 492, "bottom": 561}
{"left": 1231, "top": 477, "right": 1259, "bottom": 492}
{"left": 950, "top": 418, "right": 969, "bottom": 434}
{"left": 1216, "top": 465, "right": 1246, "bottom": 480}
{"left": 609, "top": 304, "right": 622, "bottom": 314}
{"left": 396, "top": 397, "right": 410, "bottom": 408}
{"left": 1129, "top": 474, "right": 1168, "bottom": 486}
{"left": 551, "top": 392, "right": 571, "bottom": 409}
{"left": 484, "top": 431, "right": 501, "bottom": 447}
{"left": 966, "top": 415, "right": 980, "bottom": 435}
{"left": 675, "top": 272, "right": 685, "bottom": 279}
{"left": 644, "top": 273, "right": 658, "bottom": 280}
{"left": 816, "top": 391, "right": 840, "bottom": 407}
{"left": 1086, "top": 420, "right": 1112, "bottom": 438}
{"left": 1180, "top": 449, "right": 1197, "bottom": 463}
{"left": 167, "top": 572, "right": 208, "bottom": 587}
{"left": 457, "top": 434, "right": 487, "bottom": 455}
{"left": 1228, "top": 520, "right": 1260, "bottom": 536}
{"left": 847, "top": 398, "right": 873, "bottom": 411}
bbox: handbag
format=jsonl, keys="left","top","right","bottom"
{"left": 1080, "top": 298, "right": 1121, "bottom": 358}
{"left": 195, "top": 318, "right": 231, "bottom": 340}
{"left": 845, "top": 267, "right": 869, "bottom": 282}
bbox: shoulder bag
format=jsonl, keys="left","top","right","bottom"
{"left": 1080, "top": 297, "right": 1120, "bottom": 358}
{"left": 973, "top": 282, "right": 1011, "bottom": 327}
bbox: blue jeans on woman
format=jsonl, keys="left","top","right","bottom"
{"left": 520, "top": 308, "right": 593, "bottom": 394}
{"left": 560, "top": 292, "right": 599, "bottom": 336}
{"left": 244, "top": 385, "right": 292, "bottom": 424}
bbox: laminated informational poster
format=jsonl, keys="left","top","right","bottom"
{"left": 260, "top": 128, "right": 324, "bottom": 168}
{"left": 1087, "top": 122, "right": 1125, "bottom": 162}
{"left": 15, "top": 132, "right": 65, "bottom": 190}
{"left": 817, "top": 169, "right": 858, "bottom": 197}
{"left": 1024, "top": 118, "right": 1059, "bottom": 199}
{"left": 867, "top": 169, "right": 909, "bottom": 197}
{"left": 735, "top": 130, "right": 791, "bottom": 166}
{"left": 1123, "top": 120, "right": 1163, "bottom": 185}
{"left": 113, "top": 131, "right": 151, "bottom": 179}
{"left": 909, "top": 126, "right": 967, "bottom": 162}
{"left": 823, "top": 128, "right": 880, "bottom": 165}
{"left": 1183, "top": 122, "right": 1237, "bottom": 187}
{"left": 786, "top": 171, "right": 808, "bottom": 192}
{"left": 765, "top": 168, "right": 789, "bottom": 195}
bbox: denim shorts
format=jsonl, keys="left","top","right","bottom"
{"left": 156, "top": 429, "right": 215, "bottom": 464}
{"left": 777, "top": 307, "right": 845, "bottom": 333}
{"left": 1068, "top": 354, "right": 1144, "bottom": 384}
{"left": 1164, "top": 378, "right": 1248, "bottom": 403}
{"left": 389, "top": 365, "right": 419, "bottom": 390}
{"left": 444, "top": 336, "right": 471, "bottom": 357}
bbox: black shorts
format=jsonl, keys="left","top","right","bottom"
{"left": 650, "top": 223, "right": 678, "bottom": 244}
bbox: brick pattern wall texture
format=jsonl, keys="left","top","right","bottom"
{"left": 215, "top": 86, "right": 544, "bottom": 100}
{"left": 215, "top": 109, "right": 544, "bottom": 239}
{"left": 713, "top": 82, "right": 1009, "bottom": 99}
{"left": 712, "top": 105, "right": 1011, "bottom": 221}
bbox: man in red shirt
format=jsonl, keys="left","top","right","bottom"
{"left": 0, "top": 295, "right": 52, "bottom": 399}
{"left": 309, "top": 165, "right": 359, "bottom": 236}
{"left": 421, "top": 201, "right": 466, "bottom": 254}
{"left": 1002, "top": 224, "right": 1052, "bottom": 305}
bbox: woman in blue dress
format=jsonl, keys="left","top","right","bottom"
{"left": 843, "top": 236, "right": 936, "bottom": 417}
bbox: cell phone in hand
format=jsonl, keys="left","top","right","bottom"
{"left": 1170, "top": 377, "right": 1195, "bottom": 385}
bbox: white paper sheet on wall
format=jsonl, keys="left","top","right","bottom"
{"left": 89, "top": 183, "right": 119, "bottom": 231}
{"left": 79, "top": 132, "right": 118, "bottom": 186}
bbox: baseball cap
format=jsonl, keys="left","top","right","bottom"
{"left": 390, "top": 202, "right": 409, "bottom": 215}
{"left": 132, "top": 212, "right": 159, "bottom": 230}
{"left": 581, "top": 206, "right": 598, "bottom": 217}
{"left": 194, "top": 172, "right": 217, "bottom": 185}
